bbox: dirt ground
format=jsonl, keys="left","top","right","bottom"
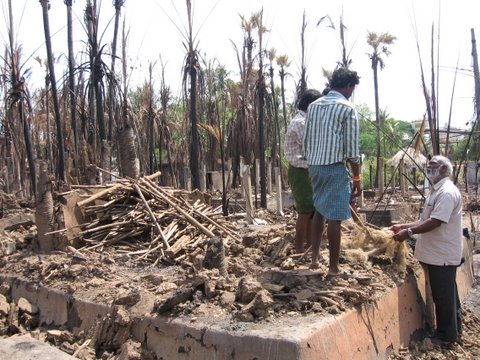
{"left": 0, "top": 183, "right": 480, "bottom": 359}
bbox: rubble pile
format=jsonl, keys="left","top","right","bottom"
{"left": 0, "top": 181, "right": 479, "bottom": 359}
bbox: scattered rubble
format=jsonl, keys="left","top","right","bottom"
{"left": 0, "top": 183, "right": 479, "bottom": 359}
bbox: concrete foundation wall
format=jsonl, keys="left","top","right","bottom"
{"left": 0, "top": 238, "right": 474, "bottom": 360}
{"left": 2, "top": 276, "right": 112, "bottom": 335}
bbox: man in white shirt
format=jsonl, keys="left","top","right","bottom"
{"left": 284, "top": 89, "right": 322, "bottom": 253}
{"left": 390, "top": 155, "right": 463, "bottom": 346}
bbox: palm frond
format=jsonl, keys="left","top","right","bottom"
{"left": 198, "top": 122, "right": 221, "bottom": 142}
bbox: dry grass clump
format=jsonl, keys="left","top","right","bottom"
{"left": 344, "top": 220, "right": 408, "bottom": 274}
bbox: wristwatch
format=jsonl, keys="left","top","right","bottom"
{"left": 407, "top": 227, "right": 414, "bottom": 237}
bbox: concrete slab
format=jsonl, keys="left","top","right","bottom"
{"left": 0, "top": 335, "right": 75, "bottom": 359}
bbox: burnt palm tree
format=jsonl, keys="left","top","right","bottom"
{"left": 158, "top": 63, "right": 176, "bottom": 186}
{"left": 276, "top": 54, "right": 291, "bottom": 130}
{"left": 147, "top": 62, "right": 156, "bottom": 174}
{"left": 117, "top": 20, "right": 139, "bottom": 179}
{"left": 367, "top": 31, "right": 396, "bottom": 187}
{"left": 182, "top": 0, "right": 202, "bottom": 189}
{"left": 85, "top": 1, "right": 109, "bottom": 177}
{"left": 267, "top": 49, "right": 281, "bottom": 170}
{"left": 317, "top": 13, "right": 352, "bottom": 68}
{"left": 231, "top": 13, "right": 257, "bottom": 174}
{"left": 297, "top": 11, "right": 308, "bottom": 96}
{"left": 39, "top": 0, "right": 66, "bottom": 181}
{"left": 338, "top": 13, "right": 351, "bottom": 68}
{"left": 64, "top": 0, "right": 79, "bottom": 167}
{"left": 5, "top": 0, "right": 36, "bottom": 196}
{"left": 254, "top": 10, "right": 268, "bottom": 208}
{"left": 109, "top": 0, "right": 125, "bottom": 142}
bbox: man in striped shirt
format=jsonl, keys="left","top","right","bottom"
{"left": 303, "top": 67, "right": 361, "bottom": 276}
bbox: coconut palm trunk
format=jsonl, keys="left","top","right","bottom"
{"left": 268, "top": 50, "right": 279, "bottom": 164}
{"left": 367, "top": 31, "right": 396, "bottom": 188}
{"left": 159, "top": 65, "right": 176, "bottom": 186}
{"left": 116, "top": 20, "right": 139, "bottom": 179}
{"left": 85, "top": 1, "right": 109, "bottom": 179}
{"left": 148, "top": 64, "right": 156, "bottom": 174}
{"left": 189, "top": 59, "right": 201, "bottom": 189}
{"left": 40, "top": 0, "right": 66, "bottom": 181}
{"left": 6, "top": 0, "right": 36, "bottom": 196}
{"left": 20, "top": 102, "right": 36, "bottom": 197}
{"left": 256, "top": 10, "right": 267, "bottom": 208}
{"left": 276, "top": 55, "right": 290, "bottom": 131}
{"left": 44, "top": 74, "right": 53, "bottom": 171}
{"left": 36, "top": 160, "right": 54, "bottom": 252}
{"left": 117, "top": 126, "right": 140, "bottom": 179}
{"left": 64, "top": 0, "right": 78, "bottom": 167}
{"left": 297, "top": 12, "right": 308, "bottom": 96}
{"left": 372, "top": 58, "right": 381, "bottom": 187}
{"left": 184, "top": 0, "right": 201, "bottom": 189}
{"left": 109, "top": 0, "right": 125, "bottom": 142}
{"left": 268, "top": 50, "right": 284, "bottom": 189}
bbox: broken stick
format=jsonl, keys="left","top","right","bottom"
{"left": 133, "top": 183, "right": 170, "bottom": 250}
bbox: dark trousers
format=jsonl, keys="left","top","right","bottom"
{"left": 424, "top": 262, "right": 462, "bottom": 342}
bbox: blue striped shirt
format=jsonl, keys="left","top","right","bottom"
{"left": 303, "top": 90, "right": 360, "bottom": 165}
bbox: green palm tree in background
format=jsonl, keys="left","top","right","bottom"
{"left": 367, "top": 31, "right": 396, "bottom": 187}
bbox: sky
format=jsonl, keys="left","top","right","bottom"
{"left": 2, "top": 0, "right": 479, "bottom": 130}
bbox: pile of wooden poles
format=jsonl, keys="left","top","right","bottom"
{"left": 73, "top": 172, "right": 240, "bottom": 266}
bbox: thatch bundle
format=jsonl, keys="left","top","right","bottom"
{"left": 388, "top": 147, "right": 427, "bottom": 169}
{"left": 344, "top": 220, "right": 408, "bottom": 274}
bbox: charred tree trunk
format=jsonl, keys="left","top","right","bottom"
{"left": 257, "top": 11, "right": 267, "bottom": 208}
{"left": 297, "top": 11, "right": 307, "bottom": 95}
{"left": 36, "top": 161, "right": 54, "bottom": 252}
{"left": 117, "top": 126, "right": 140, "bottom": 179}
{"left": 86, "top": 1, "right": 108, "bottom": 179}
{"left": 189, "top": 60, "right": 200, "bottom": 189}
{"left": 279, "top": 66, "right": 288, "bottom": 133}
{"left": 65, "top": 0, "right": 78, "bottom": 167}
{"left": 148, "top": 64, "right": 156, "bottom": 174}
{"left": 20, "top": 103, "right": 36, "bottom": 197}
{"left": 8, "top": 0, "right": 35, "bottom": 197}
{"left": 159, "top": 74, "right": 176, "bottom": 187}
{"left": 40, "top": 0, "right": 66, "bottom": 182}
{"left": 109, "top": 0, "right": 125, "bottom": 143}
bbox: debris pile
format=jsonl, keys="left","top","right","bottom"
{"left": 68, "top": 175, "right": 240, "bottom": 266}
{"left": 1, "top": 184, "right": 479, "bottom": 359}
